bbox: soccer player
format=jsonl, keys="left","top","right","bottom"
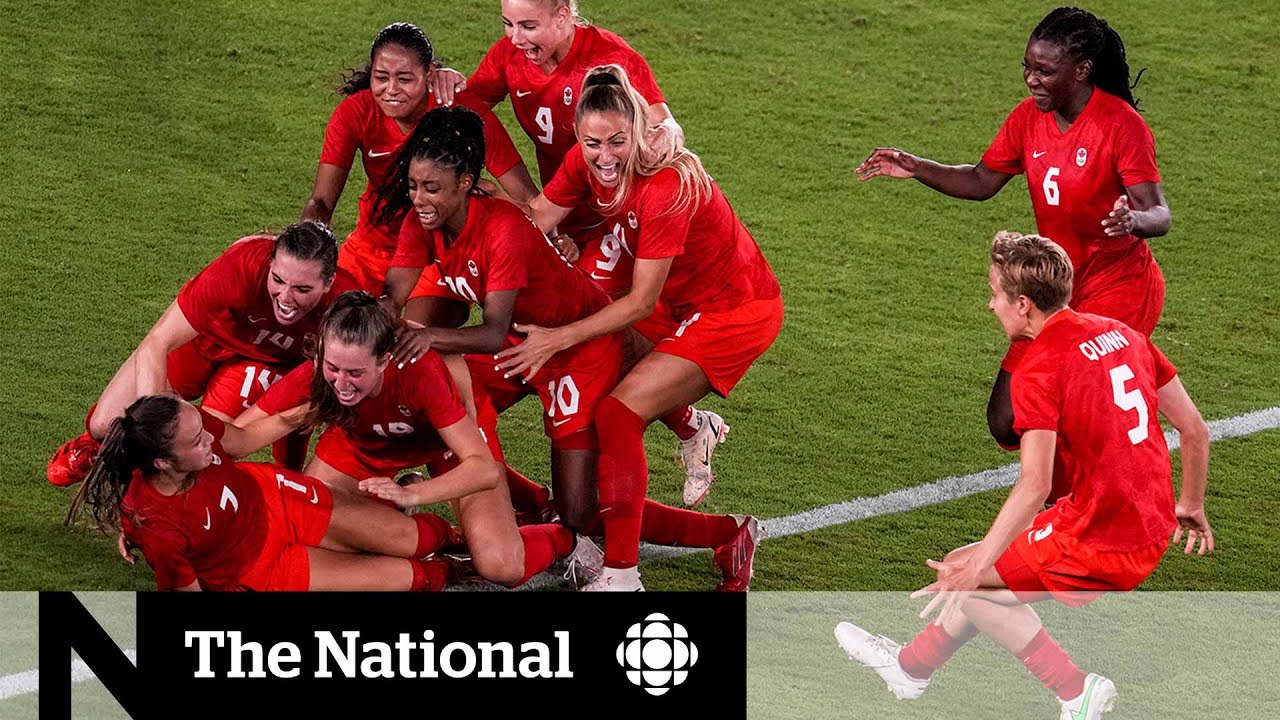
{"left": 68, "top": 394, "right": 460, "bottom": 591}
{"left": 835, "top": 232, "right": 1212, "bottom": 719}
{"left": 242, "top": 292, "right": 587, "bottom": 588}
{"left": 46, "top": 221, "right": 359, "bottom": 486}
{"left": 301, "top": 22, "right": 538, "bottom": 295}
{"left": 500, "top": 65, "right": 781, "bottom": 590}
{"left": 434, "top": 0, "right": 725, "bottom": 503}
{"left": 856, "top": 7, "right": 1171, "bottom": 460}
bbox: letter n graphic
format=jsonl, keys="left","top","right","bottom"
{"left": 39, "top": 592, "right": 145, "bottom": 718}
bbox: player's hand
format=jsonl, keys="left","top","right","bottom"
{"left": 1173, "top": 502, "right": 1215, "bottom": 555}
{"left": 493, "top": 323, "right": 563, "bottom": 380}
{"left": 911, "top": 557, "right": 982, "bottom": 624}
{"left": 428, "top": 67, "right": 467, "bottom": 106}
{"left": 553, "top": 234, "right": 580, "bottom": 262}
{"left": 391, "top": 326, "right": 436, "bottom": 367}
{"left": 117, "top": 533, "right": 138, "bottom": 565}
{"left": 359, "top": 476, "right": 418, "bottom": 508}
{"left": 644, "top": 118, "right": 684, "bottom": 166}
{"left": 1102, "top": 194, "right": 1135, "bottom": 237}
{"left": 856, "top": 147, "right": 920, "bottom": 181}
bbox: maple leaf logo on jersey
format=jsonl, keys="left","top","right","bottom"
{"left": 627, "top": 211, "right": 638, "bottom": 229}
{"left": 468, "top": 259, "right": 479, "bottom": 277}
{"left": 563, "top": 87, "right": 573, "bottom": 106}
{"left": 1076, "top": 147, "right": 1088, "bottom": 167}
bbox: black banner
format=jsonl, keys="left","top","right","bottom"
{"left": 40, "top": 591, "right": 746, "bottom": 719}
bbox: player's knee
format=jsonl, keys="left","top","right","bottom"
{"left": 472, "top": 544, "right": 524, "bottom": 586}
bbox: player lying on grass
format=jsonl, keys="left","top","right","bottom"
{"left": 836, "top": 231, "right": 1212, "bottom": 720}
{"left": 47, "top": 221, "right": 359, "bottom": 486}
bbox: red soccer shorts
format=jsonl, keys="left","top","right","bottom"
{"left": 995, "top": 507, "right": 1169, "bottom": 607}
{"left": 237, "top": 464, "right": 334, "bottom": 591}
{"left": 466, "top": 331, "right": 624, "bottom": 441}
{"left": 167, "top": 343, "right": 287, "bottom": 418}
{"left": 644, "top": 295, "right": 783, "bottom": 397}
{"left": 313, "top": 425, "right": 450, "bottom": 482}
{"left": 337, "top": 225, "right": 399, "bottom": 295}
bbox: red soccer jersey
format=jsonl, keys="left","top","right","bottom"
{"left": 176, "top": 236, "right": 361, "bottom": 367}
{"left": 981, "top": 90, "right": 1162, "bottom": 292}
{"left": 1011, "top": 309, "right": 1179, "bottom": 551}
{"left": 543, "top": 146, "right": 780, "bottom": 319}
{"left": 318, "top": 88, "right": 524, "bottom": 237}
{"left": 120, "top": 411, "right": 269, "bottom": 590}
{"left": 468, "top": 25, "right": 665, "bottom": 235}
{"left": 393, "top": 193, "right": 609, "bottom": 327}
{"left": 258, "top": 351, "right": 467, "bottom": 466}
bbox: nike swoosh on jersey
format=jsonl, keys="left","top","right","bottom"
{"left": 1032, "top": 151, "right": 1048, "bottom": 158}
{"left": 367, "top": 150, "right": 393, "bottom": 158}
{"left": 203, "top": 508, "right": 211, "bottom": 530}
{"left": 515, "top": 90, "right": 532, "bottom": 97}
{"left": 309, "top": 486, "right": 319, "bottom": 504}
{"left": 551, "top": 417, "right": 573, "bottom": 427}
{"left": 589, "top": 271, "right": 610, "bottom": 280}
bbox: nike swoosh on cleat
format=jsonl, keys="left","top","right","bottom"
{"left": 1070, "top": 675, "right": 1097, "bottom": 720}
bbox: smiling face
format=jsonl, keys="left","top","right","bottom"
{"left": 321, "top": 337, "right": 390, "bottom": 406}
{"left": 577, "top": 110, "right": 633, "bottom": 188}
{"left": 408, "top": 157, "right": 473, "bottom": 233}
{"left": 267, "top": 251, "right": 331, "bottom": 325}
{"left": 155, "top": 402, "right": 215, "bottom": 475}
{"left": 370, "top": 43, "right": 431, "bottom": 120}
{"left": 987, "top": 265, "right": 1032, "bottom": 340}
{"left": 1022, "top": 38, "right": 1089, "bottom": 113}
{"left": 501, "top": 0, "right": 574, "bottom": 67}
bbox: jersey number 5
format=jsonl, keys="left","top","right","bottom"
{"left": 1109, "top": 364, "right": 1149, "bottom": 444}
{"left": 1042, "top": 167, "right": 1061, "bottom": 206}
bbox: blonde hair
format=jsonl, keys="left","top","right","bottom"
{"left": 576, "top": 64, "right": 711, "bottom": 216}
{"left": 990, "top": 231, "right": 1073, "bottom": 312}
{"left": 532, "top": 0, "right": 590, "bottom": 27}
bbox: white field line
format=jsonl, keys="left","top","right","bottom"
{"left": 2, "top": 406, "right": 1276, "bottom": 696}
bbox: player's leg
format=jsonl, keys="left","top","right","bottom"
{"left": 303, "top": 455, "right": 362, "bottom": 495}
{"left": 451, "top": 479, "right": 574, "bottom": 588}
{"left": 319, "top": 485, "right": 455, "bottom": 559}
{"left": 306, "top": 547, "right": 452, "bottom": 591}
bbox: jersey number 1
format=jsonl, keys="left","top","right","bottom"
{"left": 1109, "top": 364, "right": 1149, "bottom": 444}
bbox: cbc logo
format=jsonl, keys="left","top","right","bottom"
{"left": 616, "top": 613, "right": 699, "bottom": 696}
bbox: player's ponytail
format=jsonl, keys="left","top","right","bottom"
{"left": 338, "top": 22, "right": 437, "bottom": 96}
{"left": 373, "top": 106, "right": 489, "bottom": 228}
{"left": 576, "top": 64, "right": 712, "bottom": 216}
{"left": 67, "top": 396, "right": 183, "bottom": 534}
{"left": 307, "top": 291, "right": 399, "bottom": 428}
{"left": 1031, "top": 7, "right": 1142, "bottom": 110}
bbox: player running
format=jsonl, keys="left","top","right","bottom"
{"left": 856, "top": 8, "right": 1171, "bottom": 463}
{"left": 835, "top": 232, "right": 1212, "bottom": 719}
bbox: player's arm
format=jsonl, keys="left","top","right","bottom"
{"left": 856, "top": 148, "right": 1014, "bottom": 200}
{"left": 220, "top": 404, "right": 310, "bottom": 459}
{"left": 134, "top": 301, "right": 200, "bottom": 397}
{"left": 392, "top": 289, "right": 518, "bottom": 364}
{"left": 302, "top": 163, "right": 351, "bottom": 225}
{"left": 645, "top": 102, "right": 684, "bottom": 163}
{"left": 172, "top": 581, "right": 202, "bottom": 592}
{"left": 358, "top": 416, "right": 502, "bottom": 506}
{"left": 968, "top": 428, "right": 1056, "bottom": 570}
{"left": 493, "top": 164, "right": 540, "bottom": 206}
{"left": 1103, "top": 181, "right": 1171, "bottom": 239}
{"left": 495, "top": 257, "right": 670, "bottom": 379}
{"left": 526, "top": 194, "right": 573, "bottom": 234}
{"left": 1157, "top": 375, "right": 1214, "bottom": 554}
{"left": 382, "top": 266, "right": 426, "bottom": 312}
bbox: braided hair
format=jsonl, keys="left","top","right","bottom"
{"left": 1031, "top": 7, "right": 1143, "bottom": 109}
{"left": 66, "top": 396, "right": 183, "bottom": 534}
{"left": 338, "top": 22, "right": 436, "bottom": 96}
{"left": 373, "top": 106, "right": 487, "bottom": 228}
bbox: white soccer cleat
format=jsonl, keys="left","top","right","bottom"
{"left": 1058, "top": 673, "right": 1117, "bottom": 720}
{"left": 834, "top": 622, "right": 929, "bottom": 700}
{"left": 562, "top": 535, "right": 604, "bottom": 590}
{"left": 678, "top": 410, "right": 729, "bottom": 507}
{"left": 581, "top": 566, "right": 645, "bottom": 592}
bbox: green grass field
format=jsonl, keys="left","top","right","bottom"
{"left": 2, "top": 0, "right": 1277, "bottom": 601}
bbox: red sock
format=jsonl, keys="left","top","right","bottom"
{"left": 898, "top": 621, "right": 980, "bottom": 680}
{"left": 409, "top": 558, "right": 451, "bottom": 591}
{"left": 508, "top": 524, "right": 575, "bottom": 587}
{"left": 595, "top": 396, "right": 649, "bottom": 568}
{"left": 271, "top": 430, "right": 310, "bottom": 471}
{"left": 1016, "top": 628, "right": 1086, "bottom": 701}
{"left": 411, "top": 513, "right": 455, "bottom": 557}
{"left": 505, "top": 464, "right": 552, "bottom": 514}
{"left": 640, "top": 500, "right": 738, "bottom": 548}
{"left": 659, "top": 406, "right": 699, "bottom": 441}
{"left": 84, "top": 402, "right": 100, "bottom": 436}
